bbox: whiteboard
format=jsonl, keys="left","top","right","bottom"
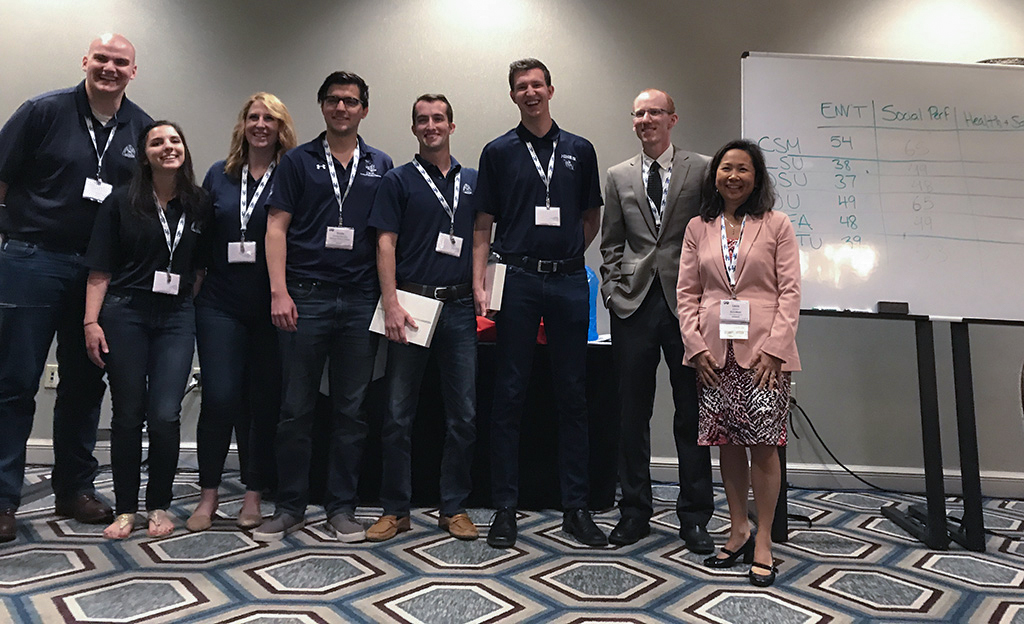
{"left": 742, "top": 52, "right": 1024, "bottom": 322}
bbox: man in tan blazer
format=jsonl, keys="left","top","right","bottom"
{"left": 599, "top": 89, "right": 714, "bottom": 549}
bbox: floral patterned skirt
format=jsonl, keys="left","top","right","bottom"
{"left": 698, "top": 342, "right": 790, "bottom": 446}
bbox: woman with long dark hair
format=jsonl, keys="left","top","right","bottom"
{"left": 677, "top": 139, "right": 801, "bottom": 586}
{"left": 84, "top": 121, "right": 209, "bottom": 539}
{"left": 186, "top": 93, "right": 296, "bottom": 532}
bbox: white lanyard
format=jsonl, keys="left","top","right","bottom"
{"left": 412, "top": 160, "right": 461, "bottom": 238}
{"left": 640, "top": 158, "right": 672, "bottom": 230}
{"left": 525, "top": 139, "right": 558, "bottom": 208}
{"left": 720, "top": 215, "right": 745, "bottom": 290}
{"left": 322, "top": 138, "right": 359, "bottom": 227}
{"left": 155, "top": 196, "right": 186, "bottom": 273}
{"left": 240, "top": 163, "right": 275, "bottom": 241}
{"left": 84, "top": 116, "right": 117, "bottom": 181}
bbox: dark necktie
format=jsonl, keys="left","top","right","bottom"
{"left": 646, "top": 161, "right": 662, "bottom": 220}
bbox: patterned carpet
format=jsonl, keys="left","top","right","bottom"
{"left": 2, "top": 467, "right": 1024, "bottom": 623}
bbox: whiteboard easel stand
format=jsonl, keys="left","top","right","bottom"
{"left": 802, "top": 310, "right": 951, "bottom": 550}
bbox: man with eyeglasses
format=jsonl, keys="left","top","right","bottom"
{"left": 254, "top": 71, "right": 392, "bottom": 543}
{"left": 599, "top": 89, "right": 714, "bottom": 549}
{"left": 473, "top": 58, "right": 606, "bottom": 549}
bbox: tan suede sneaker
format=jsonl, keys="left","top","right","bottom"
{"left": 439, "top": 513, "right": 479, "bottom": 540}
{"left": 366, "top": 515, "right": 411, "bottom": 542}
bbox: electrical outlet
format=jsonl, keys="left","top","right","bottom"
{"left": 43, "top": 364, "right": 60, "bottom": 389}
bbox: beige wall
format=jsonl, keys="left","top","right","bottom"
{"left": 3, "top": 0, "right": 1023, "bottom": 491}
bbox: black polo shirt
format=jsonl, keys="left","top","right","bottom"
{"left": 266, "top": 133, "right": 392, "bottom": 290}
{"left": 0, "top": 81, "right": 153, "bottom": 253}
{"left": 86, "top": 188, "right": 209, "bottom": 294}
{"left": 368, "top": 155, "right": 477, "bottom": 287}
{"left": 195, "top": 161, "right": 274, "bottom": 320}
{"left": 475, "top": 121, "right": 602, "bottom": 260}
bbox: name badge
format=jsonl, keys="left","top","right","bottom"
{"left": 152, "top": 271, "right": 181, "bottom": 295}
{"left": 325, "top": 226, "right": 355, "bottom": 250}
{"left": 83, "top": 177, "right": 113, "bottom": 203}
{"left": 719, "top": 299, "right": 750, "bottom": 340}
{"left": 435, "top": 233, "right": 463, "bottom": 257}
{"left": 535, "top": 205, "right": 561, "bottom": 227}
{"left": 227, "top": 241, "right": 257, "bottom": 263}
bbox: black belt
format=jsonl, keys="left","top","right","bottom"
{"left": 2, "top": 237, "right": 81, "bottom": 256}
{"left": 399, "top": 281, "right": 472, "bottom": 301}
{"left": 501, "top": 254, "right": 585, "bottom": 274}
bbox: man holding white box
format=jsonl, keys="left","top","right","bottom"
{"left": 366, "top": 94, "right": 479, "bottom": 542}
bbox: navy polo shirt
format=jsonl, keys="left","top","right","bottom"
{"left": 267, "top": 133, "right": 392, "bottom": 290}
{"left": 475, "top": 121, "right": 602, "bottom": 260}
{"left": 195, "top": 161, "right": 274, "bottom": 320}
{"left": 368, "top": 155, "right": 477, "bottom": 287}
{"left": 0, "top": 81, "right": 153, "bottom": 253}
{"left": 86, "top": 188, "right": 209, "bottom": 294}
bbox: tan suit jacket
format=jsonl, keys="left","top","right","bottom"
{"left": 600, "top": 146, "right": 710, "bottom": 318}
{"left": 676, "top": 210, "right": 801, "bottom": 371}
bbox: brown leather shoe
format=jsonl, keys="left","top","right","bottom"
{"left": 439, "top": 513, "right": 479, "bottom": 540}
{"left": 55, "top": 493, "right": 114, "bottom": 524}
{"left": 366, "top": 515, "right": 411, "bottom": 542}
{"left": 0, "top": 508, "right": 16, "bottom": 543}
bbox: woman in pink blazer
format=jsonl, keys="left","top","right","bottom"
{"left": 676, "top": 139, "right": 800, "bottom": 587}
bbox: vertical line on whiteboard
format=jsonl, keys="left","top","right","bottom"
{"left": 952, "top": 106, "right": 980, "bottom": 274}
{"left": 871, "top": 99, "right": 890, "bottom": 260}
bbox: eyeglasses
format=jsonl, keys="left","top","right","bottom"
{"left": 630, "top": 108, "right": 671, "bottom": 119}
{"left": 323, "top": 96, "right": 363, "bottom": 109}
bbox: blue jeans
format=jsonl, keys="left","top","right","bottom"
{"left": 274, "top": 280, "right": 379, "bottom": 518}
{"left": 381, "top": 295, "right": 477, "bottom": 517}
{"left": 0, "top": 239, "right": 106, "bottom": 511}
{"left": 490, "top": 266, "right": 590, "bottom": 509}
{"left": 100, "top": 290, "right": 196, "bottom": 514}
{"left": 195, "top": 303, "right": 281, "bottom": 493}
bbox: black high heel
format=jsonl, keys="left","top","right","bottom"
{"left": 703, "top": 536, "right": 754, "bottom": 568}
{"left": 749, "top": 560, "right": 778, "bottom": 587}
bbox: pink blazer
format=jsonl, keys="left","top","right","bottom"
{"left": 676, "top": 210, "right": 801, "bottom": 371}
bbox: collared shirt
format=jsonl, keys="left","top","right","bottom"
{"left": 266, "top": 132, "right": 393, "bottom": 289}
{"left": 368, "top": 155, "right": 477, "bottom": 286}
{"left": 195, "top": 160, "right": 274, "bottom": 319}
{"left": 0, "top": 81, "right": 153, "bottom": 253}
{"left": 475, "top": 121, "right": 602, "bottom": 260}
{"left": 85, "top": 188, "right": 209, "bottom": 293}
{"left": 641, "top": 144, "right": 674, "bottom": 191}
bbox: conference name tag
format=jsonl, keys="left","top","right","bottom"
{"left": 535, "top": 205, "right": 561, "bottom": 226}
{"left": 152, "top": 271, "right": 181, "bottom": 295}
{"left": 83, "top": 177, "right": 113, "bottom": 202}
{"left": 435, "top": 233, "right": 463, "bottom": 257}
{"left": 227, "top": 241, "right": 257, "bottom": 263}
{"left": 325, "top": 226, "right": 355, "bottom": 250}
{"left": 719, "top": 299, "right": 750, "bottom": 340}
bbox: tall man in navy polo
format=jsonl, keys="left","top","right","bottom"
{"left": 366, "top": 94, "right": 479, "bottom": 542}
{"left": 472, "top": 58, "right": 607, "bottom": 548}
{"left": 0, "top": 34, "right": 152, "bottom": 542}
{"left": 253, "top": 71, "right": 392, "bottom": 543}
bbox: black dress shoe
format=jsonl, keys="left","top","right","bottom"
{"left": 679, "top": 523, "right": 715, "bottom": 554}
{"left": 0, "top": 508, "right": 16, "bottom": 543}
{"left": 562, "top": 508, "right": 608, "bottom": 547}
{"left": 487, "top": 507, "right": 517, "bottom": 548}
{"left": 609, "top": 517, "right": 651, "bottom": 546}
{"left": 55, "top": 493, "right": 113, "bottom": 524}
{"left": 749, "top": 560, "right": 778, "bottom": 587}
{"left": 703, "top": 536, "right": 754, "bottom": 568}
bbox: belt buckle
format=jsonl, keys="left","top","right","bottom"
{"left": 433, "top": 286, "right": 447, "bottom": 300}
{"left": 536, "top": 259, "right": 556, "bottom": 273}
